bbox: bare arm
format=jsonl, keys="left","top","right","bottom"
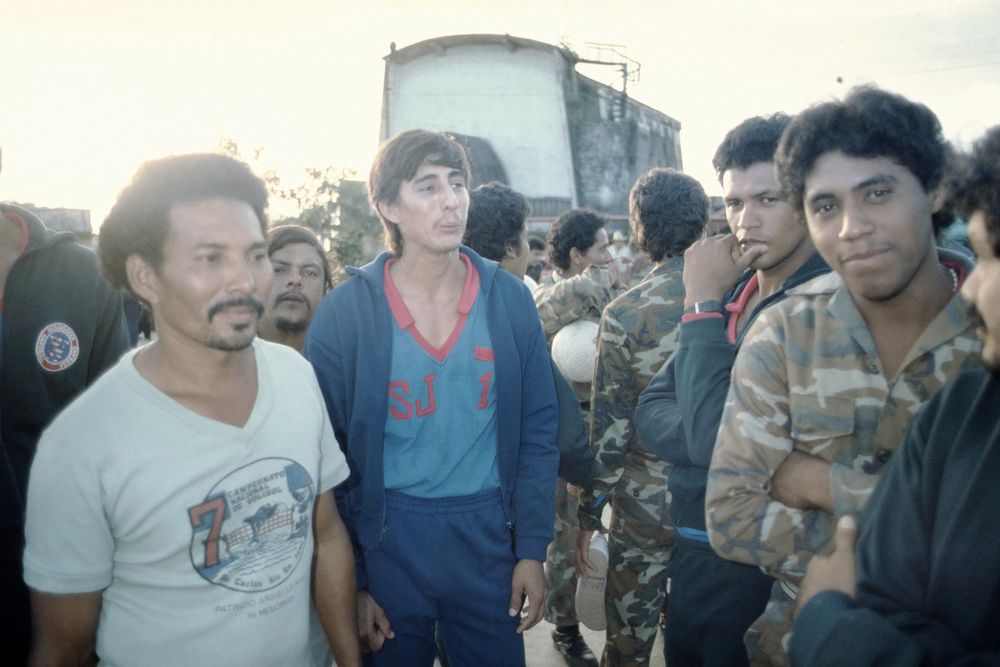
{"left": 312, "top": 492, "right": 362, "bottom": 667}
{"left": 28, "top": 590, "right": 101, "bottom": 667}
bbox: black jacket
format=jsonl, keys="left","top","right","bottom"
{"left": 634, "top": 253, "right": 829, "bottom": 533}
{"left": 1, "top": 204, "right": 128, "bottom": 523}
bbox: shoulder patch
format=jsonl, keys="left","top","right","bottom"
{"left": 35, "top": 322, "right": 80, "bottom": 372}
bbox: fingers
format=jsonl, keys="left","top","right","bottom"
{"left": 359, "top": 593, "right": 394, "bottom": 652}
{"left": 508, "top": 586, "right": 524, "bottom": 623}
{"left": 514, "top": 589, "right": 545, "bottom": 634}
{"left": 835, "top": 514, "right": 858, "bottom": 553}
{"left": 734, "top": 242, "right": 768, "bottom": 272}
{"left": 372, "top": 601, "right": 395, "bottom": 645}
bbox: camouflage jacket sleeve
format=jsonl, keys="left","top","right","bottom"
{"left": 705, "top": 315, "right": 834, "bottom": 580}
{"left": 533, "top": 266, "right": 616, "bottom": 338}
{"left": 577, "top": 306, "right": 633, "bottom": 530}
{"left": 829, "top": 466, "right": 879, "bottom": 517}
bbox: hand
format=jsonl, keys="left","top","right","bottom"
{"left": 795, "top": 515, "right": 858, "bottom": 616}
{"left": 770, "top": 450, "right": 834, "bottom": 512}
{"left": 509, "top": 559, "right": 546, "bottom": 634}
{"left": 357, "top": 590, "right": 394, "bottom": 653}
{"left": 682, "top": 233, "right": 766, "bottom": 305}
{"left": 565, "top": 483, "right": 581, "bottom": 499}
{"left": 574, "top": 529, "right": 595, "bottom": 577}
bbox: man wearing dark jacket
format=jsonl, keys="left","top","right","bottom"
{"left": 1, "top": 148, "right": 129, "bottom": 664}
{"left": 633, "top": 115, "right": 828, "bottom": 666}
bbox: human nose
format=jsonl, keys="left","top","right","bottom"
{"left": 734, "top": 204, "right": 757, "bottom": 231}
{"left": 442, "top": 185, "right": 461, "bottom": 210}
{"left": 837, "top": 201, "right": 872, "bottom": 240}
{"left": 285, "top": 267, "right": 303, "bottom": 287}
{"left": 228, "top": 257, "right": 257, "bottom": 293}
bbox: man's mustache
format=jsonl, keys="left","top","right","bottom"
{"left": 207, "top": 296, "right": 264, "bottom": 322}
{"left": 276, "top": 291, "right": 308, "bottom": 305}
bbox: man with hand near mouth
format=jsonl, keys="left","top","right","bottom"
{"left": 634, "top": 114, "right": 828, "bottom": 667}
{"left": 705, "top": 87, "right": 981, "bottom": 666}
{"left": 259, "top": 224, "right": 331, "bottom": 353}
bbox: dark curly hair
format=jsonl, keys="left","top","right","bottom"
{"left": 546, "top": 208, "right": 607, "bottom": 271}
{"left": 267, "top": 224, "right": 332, "bottom": 291}
{"left": 463, "top": 182, "right": 531, "bottom": 262}
{"left": 776, "top": 86, "right": 949, "bottom": 231}
{"left": 629, "top": 168, "right": 708, "bottom": 262}
{"left": 368, "top": 129, "right": 472, "bottom": 256}
{"left": 99, "top": 153, "right": 268, "bottom": 297}
{"left": 712, "top": 114, "right": 792, "bottom": 184}
{"left": 942, "top": 125, "right": 1000, "bottom": 255}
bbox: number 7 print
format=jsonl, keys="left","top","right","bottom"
{"left": 189, "top": 494, "right": 228, "bottom": 568}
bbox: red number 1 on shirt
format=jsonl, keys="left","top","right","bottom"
{"left": 478, "top": 371, "right": 492, "bottom": 409}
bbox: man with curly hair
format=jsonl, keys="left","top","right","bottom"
{"left": 790, "top": 123, "right": 1000, "bottom": 666}
{"left": 705, "top": 87, "right": 981, "bottom": 666}
{"left": 634, "top": 115, "right": 829, "bottom": 666}
{"left": 533, "top": 208, "right": 617, "bottom": 666}
{"left": 576, "top": 168, "right": 709, "bottom": 666}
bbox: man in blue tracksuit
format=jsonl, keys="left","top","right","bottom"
{"left": 305, "top": 129, "right": 558, "bottom": 667}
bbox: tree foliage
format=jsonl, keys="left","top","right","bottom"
{"left": 219, "top": 139, "right": 383, "bottom": 283}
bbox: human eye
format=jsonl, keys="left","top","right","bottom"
{"left": 759, "top": 195, "right": 778, "bottom": 206}
{"left": 273, "top": 264, "right": 288, "bottom": 275}
{"left": 419, "top": 183, "right": 438, "bottom": 193}
{"left": 304, "top": 268, "right": 320, "bottom": 279}
{"left": 198, "top": 252, "right": 221, "bottom": 264}
{"left": 451, "top": 180, "right": 467, "bottom": 191}
{"left": 865, "top": 187, "right": 892, "bottom": 203}
{"left": 810, "top": 201, "right": 838, "bottom": 219}
{"left": 725, "top": 199, "right": 742, "bottom": 211}
{"left": 250, "top": 250, "right": 269, "bottom": 264}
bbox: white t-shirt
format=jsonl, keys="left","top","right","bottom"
{"left": 24, "top": 339, "right": 349, "bottom": 667}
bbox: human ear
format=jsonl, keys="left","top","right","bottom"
{"left": 126, "top": 255, "right": 160, "bottom": 306}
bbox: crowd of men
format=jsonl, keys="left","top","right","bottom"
{"left": 1, "top": 84, "right": 998, "bottom": 667}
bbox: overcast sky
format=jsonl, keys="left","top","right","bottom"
{"left": 2, "top": 0, "right": 998, "bottom": 227}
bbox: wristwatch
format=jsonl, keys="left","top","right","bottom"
{"left": 683, "top": 300, "right": 724, "bottom": 315}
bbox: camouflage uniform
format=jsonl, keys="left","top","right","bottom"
{"left": 579, "top": 258, "right": 685, "bottom": 666}
{"left": 534, "top": 265, "right": 618, "bottom": 628}
{"left": 535, "top": 265, "right": 618, "bottom": 342}
{"left": 706, "top": 253, "right": 981, "bottom": 666}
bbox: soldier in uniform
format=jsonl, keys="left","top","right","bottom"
{"left": 705, "top": 86, "right": 982, "bottom": 666}
{"left": 576, "top": 169, "right": 709, "bottom": 666}
{"left": 534, "top": 208, "right": 616, "bottom": 666}
{"left": 634, "top": 114, "right": 829, "bottom": 667}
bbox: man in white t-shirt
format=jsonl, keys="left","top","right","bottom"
{"left": 22, "top": 154, "right": 360, "bottom": 667}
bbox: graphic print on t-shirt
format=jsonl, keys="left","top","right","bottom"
{"left": 188, "top": 458, "right": 315, "bottom": 592}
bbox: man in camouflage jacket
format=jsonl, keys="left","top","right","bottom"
{"left": 633, "top": 114, "right": 830, "bottom": 667}
{"left": 706, "top": 87, "right": 982, "bottom": 666}
{"left": 534, "top": 208, "right": 615, "bottom": 666}
{"left": 576, "top": 169, "right": 709, "bottom": 667}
